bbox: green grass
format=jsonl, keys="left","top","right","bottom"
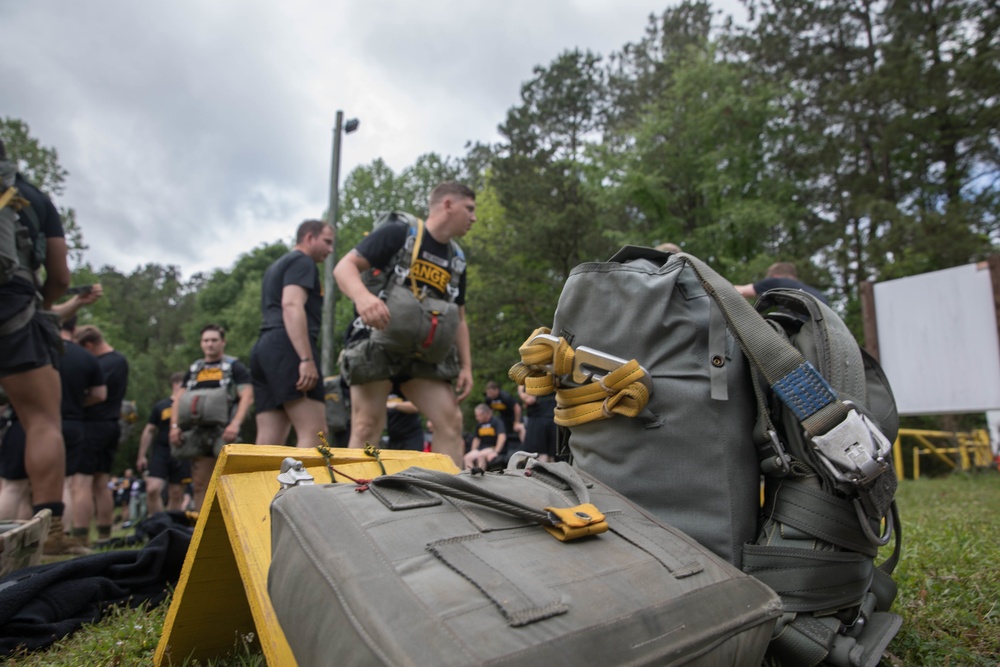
{"left": 4, "top": 471, "right": 998, "bottom": 665}
{"left": 0, "top": 597, "right": 263, "bottom": 666}
{"left": 886, "top": 470, "right": 1000, "bottom": 666}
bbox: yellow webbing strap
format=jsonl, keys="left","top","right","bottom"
{"left": 553, "top": 361, "right": 649, "bottom": 427}
{"left": 543, "top": 503, "right": 608, "bottom": 541}
{"left": 0, "top": 187, "right": 16, "bottom": 209}
{"left": 410, "top": 218, "right": 425, "bottom": 300}
{"left": 507, "top": 328, "right": 650, "bottom": 427}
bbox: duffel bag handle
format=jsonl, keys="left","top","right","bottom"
{"left": 370, "top": 463, "right": 607, "bottom": 541}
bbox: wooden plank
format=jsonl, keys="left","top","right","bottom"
{"left": 155, "top": 444, "right": 458, "bottom": 666}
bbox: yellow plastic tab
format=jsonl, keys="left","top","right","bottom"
{"left": 543, "top": 503, "right": 608, "bottom": 541}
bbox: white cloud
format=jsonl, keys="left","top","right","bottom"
{"left": 2, "top": 0, "right": 744, "bottom": 278}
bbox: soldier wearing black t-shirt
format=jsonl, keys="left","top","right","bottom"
{"left": 0, "top": 140, "right": 77, "bottom": 554}
{"left": 172, "top": 325, "right": 253, "bottom": 511}
{"left": 485, "top": 381, "right": 523, "bottom": 447}
{"left": 386, "top": 383, "right": 423, "bottom": 451}
{"left": 462, "top": 404, "right": 507, "bottom": 470}
{"left": 74, "top": 324, "right": 129, "bottom": 540}
{"left": 334, "top": 182, "right": 477, "bottom": 467}
{"left": 518, "top": 384, "right": 557, "bottom": 461}
{"left": 250, "top": 220, "right": 333, "bottom": 449}
{"left": 734, "top": 262, "right": 828, "bottom": 305}
{"left": 137, "top": 372, "right": 192, "bottom": 514}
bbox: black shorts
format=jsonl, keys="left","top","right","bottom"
{"left": 388, "top": 431, "right": 424, "bottom": 452}
{"left": 0, "top": 418, "right": 87, "bottom": 479}
{"left": 79, "top": 420, "right": 119, "bottom": 475}
{"left": 0, "top": 312, "right": 62, "bottom": 378}
{"left": 523, "top": 418, "right": 557, "bottom": 457}
{"left": 63, "top": 419, "right": 88, "bottom": 476}
{"left": 149, "top": 442, "right": 192, "bottom": 484}
{"left": 0, "top": 421, "right": 26, "bottom": 480}
{"left": 250, "top": 329, "right": 323, "bottom": 412}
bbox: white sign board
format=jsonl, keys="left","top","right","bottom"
{"left": 874, "top": 262, "right": 1000, "bottom": 415}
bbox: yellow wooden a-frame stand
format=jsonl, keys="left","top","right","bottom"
{"left": 154, "top": 444, "right": 458, "bottom": 666}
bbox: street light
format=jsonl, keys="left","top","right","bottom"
{"left": 322, "top": 110, "right": 360, "bottom": 378}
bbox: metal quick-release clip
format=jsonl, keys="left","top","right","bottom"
{"left": 277, "top": 457, "right": 315, "bottom": 490}
{"left": 810, "top": 408, "right": 892, "bottom": 487}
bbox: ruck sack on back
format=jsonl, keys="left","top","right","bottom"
{"left": 509, "top": 246, "right": 902, "bottom": 667}
{"left": 0, "top": 158, "right": 46, "bottom": 337}
{"left": 269, "top": 455, "right": 781, "bottom": 666}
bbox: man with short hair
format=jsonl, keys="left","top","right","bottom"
{"left": 137, "top": 372, "right": 191, "bottom": 514}
{"left": 251, "top": 220, "right": 333, "bottom": 448}
{"left": 462, "top": 403, "right": 507, "bottom": 470}
{"left": 170, "top": 324, "right": 253, "bottom": 511}
{"left": 74, "top": 324, "right": 129, "bottom": 540}
{"left": 735, "top": 262, "right": 829, "bottom": 304}
{"left": 334, "top": 183, "right": 476, "bottom": 467}
{"left": 484, "top": 380, "right": 524, "bottom": 449}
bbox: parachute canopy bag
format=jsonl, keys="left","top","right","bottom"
{"left": 268, "top": 456, "right": 782, "bottom": 667}
{"left": 366, "top": 212, "right": 464, "bottom": 364}
{"left": 511, "top": 247, "right": 902, "bottom": 667}
{"left": 527, "top": 245, "right": 761, "bottom": 567}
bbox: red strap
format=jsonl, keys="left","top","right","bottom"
{"left": 421, "top": 312, "right": 440, "bottom": 349}
{"left": 191, "top": 395, "right": 200, "bottom": 417}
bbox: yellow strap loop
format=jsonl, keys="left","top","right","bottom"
{"left": 409, "top": 218, "right": 425, "bottom": 300}
{"left": 508, "top": 328, "right": 651, "bottom": 428}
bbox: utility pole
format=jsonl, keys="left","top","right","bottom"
{"left": 322, "top": 111, "right": 359, "bottom": 377}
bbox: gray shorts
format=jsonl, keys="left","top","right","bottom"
{"left": 341, "top": 338, "right": 460, "bottom": 386}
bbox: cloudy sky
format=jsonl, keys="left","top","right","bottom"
{"left": 3, "top": 0, "right": 743, "bottom": 279}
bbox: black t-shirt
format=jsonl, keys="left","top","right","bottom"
{"left": 259, "top": 250, "right": 323, "bottom": 340}
{"left": 85, "top": 350, "right": 129, "bottom": 422}
{"left": 524, "top": 393, "right": 556, "bottom": 420}
{"left": 0, "top": 174, "right": 65, "bottom": 323}
{"left": 147, "top": 397, "right": 173, "bottom": 449}
{"left": 753, "top": 277, "right": 829, "bottom": 305}
{"left": 486, "top": 390, "right": 519, "bottom": 434}
{"left": 182, "top": 358, "right": 252, "bottom": 391}
{"left": 355, "top": 220, "right": 466, "bottom": 306}
{"left": 60, "top": 341, "right": 105, "bottom": 421}
{"left": 475, "top": 415, "right": 505, "bottom": 450}
{"left": 386, "top": 387, "right": 422, "bottom": 443}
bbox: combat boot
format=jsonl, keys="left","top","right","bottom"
{"left": 0, "top": 509, "right": 52, "bottom": 577}
{"left": 42, "top": 514, "right": 91, "bottom": 557}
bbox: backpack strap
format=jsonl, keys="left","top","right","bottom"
{"left": 675, "top": 253, "right": 894, "bottom": 502}
{"left": 388, "top": 217, "right": 464, "bottom": 304}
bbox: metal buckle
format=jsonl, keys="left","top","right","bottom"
{"left": 810, "top": 406, "right": 892, "bottom": 487}
{"left": 766, "top": 429, "right": 792, "bottom": 476}
{"left": 277, "top": 458, "right": 315, "bottom": 490}
{"left": 527, "top": 333, "right": 652, "bottom": 392}
{"left": 854, "top": 497, "right": 893, "bottom": 547}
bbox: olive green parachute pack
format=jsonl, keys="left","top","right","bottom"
{"left": 509, "top": 247, "right": 902, "bottom": 667}
{"left": 360, "top": 211, "right": 466, "bottom": 364}
{"left": 0, "top": 158, "right": 46, "bottom": 337}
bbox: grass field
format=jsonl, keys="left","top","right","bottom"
{"left": 2, "top": 470, "right": 998, "bottom": 666}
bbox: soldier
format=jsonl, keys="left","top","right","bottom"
{"left": 170, "top": 324, "right": 253, "bottom": 511}
{"left": 334, "top": 183, "right": 476, "bottom": 467}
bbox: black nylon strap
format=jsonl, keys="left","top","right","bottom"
{"left": 764, "top": 481, "right": 877, "bottom": 557}
{"left": 742, "top": 544, "right": 873, "bottom": 613}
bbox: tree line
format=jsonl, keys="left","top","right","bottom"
{"left": 3, "top": 0, "right": 997, "bottom": 469}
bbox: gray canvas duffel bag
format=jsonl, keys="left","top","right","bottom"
{"left": 268, "top": 456, "right": 781, "bottom": 667}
